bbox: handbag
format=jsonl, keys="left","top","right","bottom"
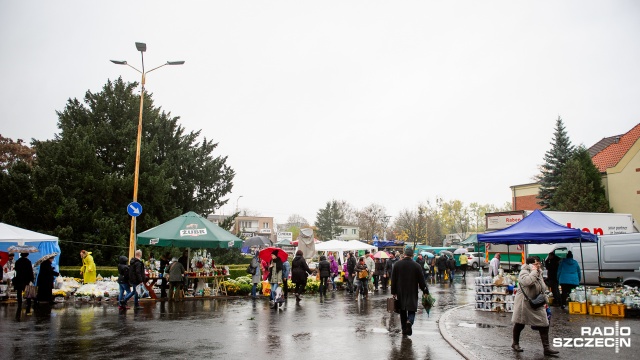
{"left": 358, "top": 269, "right": 369, "bottom": 279}
{"left": 386, "top": 297, "right": 396, "bottom": 313}
{"left": 520, "top": 284, "right": 546, "bottom": 309}
{"left": 25, "top": 284, "right": 37, "bottom": 299}
{"left": 246, "top": 264, "right": 256, "bottom": 275}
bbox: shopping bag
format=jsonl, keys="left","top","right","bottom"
{"left": 262, "top": 281, "right": 271, "bottom": 296}
{"left": 25, "top": 284, "right": 38, "bottom": 299}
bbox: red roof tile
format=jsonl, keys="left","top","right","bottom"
{"left": 591, "top": 123, "right": 640, "bottom": 172}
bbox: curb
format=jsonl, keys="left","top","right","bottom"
{"left": 438, "top": 303, "right": 477, "bottom": 360}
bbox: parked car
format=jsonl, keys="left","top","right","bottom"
{"left": 467, "top": 252, "right": 487, "bottom": 269}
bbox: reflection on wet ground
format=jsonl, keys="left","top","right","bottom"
{"left": 1, "top": 275, "right": 481, "bottom": 359}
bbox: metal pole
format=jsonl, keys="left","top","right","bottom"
{"left": 128, "top": 71, "right": 145, "bottom": 260}
{"left": 579, "top": 238, "right": 588, "bottom": 304}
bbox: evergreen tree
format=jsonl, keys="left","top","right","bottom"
{"left": 314, "top": 201, "right": 344, "bottom": 240}
{"left": 554, "top": 147, "right": 612, "bottom": 212}
{"left": 537, "top": 116, "right": 575, "bottom": 209}
{"left": 2, "top": 78, "right": 235, "bottom": 265}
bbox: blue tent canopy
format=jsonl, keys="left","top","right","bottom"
{"left": 477, "top": 210, "right": 598, "bottom": 245}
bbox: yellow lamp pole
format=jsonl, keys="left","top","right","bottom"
{"left": 111, "top": 42, "right": 184, "bottom": 259}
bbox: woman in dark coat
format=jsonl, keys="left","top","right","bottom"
{"left": 291, "top": 250, "right": 312, "bottom": 302}
{"left": 36, "top": 257, "right": 59, "bottom": 305}
{"left": 317, "top": 255, "right": 331, "bottom": 296}
{"left": 13, "top": 253, "right": 34, "bottom": 312}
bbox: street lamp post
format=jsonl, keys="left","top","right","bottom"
{"left": 111, "top": 42, "right": 184, "bottom": 260}
{"left": 236, "top": 195, "right": 243, "bottom": 213}
{"left": 382, "top": 215, "right": 391, "bottom": 241}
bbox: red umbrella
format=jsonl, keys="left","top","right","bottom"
{"left": 259, "top": 247, "right": 288, "bottom": 264}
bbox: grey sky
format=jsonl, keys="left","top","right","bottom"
{"left": 1, "top": 1, "right": 639, "bottom": 228}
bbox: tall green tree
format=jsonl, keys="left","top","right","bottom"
{"left": 537, "top": 116, "right": 575, "bottom": 209}
{"left": 2, "top": 78, "right": 235, "bottom": 265}
{"left": 554, "top": 147, "right": 612, "bottom": 212}
{"left": 314, "top": 201, "right": 344, "bottom": 240}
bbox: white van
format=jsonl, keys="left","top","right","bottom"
{"left": 553, "top": 233, "right": 640, "bottom": 287}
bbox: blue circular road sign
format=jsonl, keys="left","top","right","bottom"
{"left": 127, "top": 202, "right": 143, "bottom": 217}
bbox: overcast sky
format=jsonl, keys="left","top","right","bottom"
{"left": 1, "top": 1, "right": 639, "bottom": 228}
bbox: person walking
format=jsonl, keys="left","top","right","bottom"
{"left": 354, "top": 257, "right": 369, "bottom": 299}
{"left": 382, "top": 252, "right": 397, "bottom": 291}
{"left": 447, "top": 255, "right": 456, "bottom": 283}
{"left": 544, "top": 251, "right": 561, "bottom": 307}
{"left": 13, "top": 253, "right": 34, "bottom": 313}
{"left": 168, "top": 257, "right": 186, "bottom": 301}
{"left": 36, "top": 256, "right": 59, "bottom": 306}
{"left": 373, "top": 257, "right": 384, "bottom": 291}
{"left": 459, "top": 253, "right": 468, "bottom": 279}
{"left": 282, "top": 256, "right": 291, "bottom": 299}
{"left": 511, "top": 256, "right": 558, "bottom": 355}
{"left": 489, "top": 253, "right": 501, "bottom": 278}
{"left": 329, "top": 254, "right": 339, "bottom": 291}
{"left": 557, "top": 251, "right": 581, "bottom": 309}
{"left": 291, "top": 250, "right": 312, "bottom": 302}
{"left": 364, "top": 251, "right": 375, "bottom": 293}
{"left": 268, "top": 250, "right": 283, "bottom": 306}
{"left": 391, "top": 248, "right": 429, "bottom": 336}
{"left": 436, "top": 254, "right": 448, "bottom": 282}
{"left": 317, "top": 255, "right": 331, "bottom": 296}
{"left": 122, "top": 249, "right": 145, "bottom": 309}
{"left": 250, "top": 251, "right": 262, "bottom": 299}
{"left": 346, "top": 252, "right": 357, "bottom": 294}
{"left": 158, "top": 252, "right": 171, "bottom": 299}
{"left": 79, "top": 250, "right": 96, "bottom": 284}
{"left": 117, "top": 255, "right": 132, "bottom": 309}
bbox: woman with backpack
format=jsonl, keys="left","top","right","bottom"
{"left": 317, "top": 255, "right": 331, "bottom": 297}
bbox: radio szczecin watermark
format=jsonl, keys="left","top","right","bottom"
{"left": 553, "top": 321, "right": 631, "bottom": 353}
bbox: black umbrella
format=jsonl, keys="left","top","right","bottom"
{"left": 243, "top": 236, "right": 271, "bottom": 248}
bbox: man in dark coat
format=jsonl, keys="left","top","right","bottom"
{"left": 291, "top": 250, "right": 312, "bottom": 302}
{"left": 122, "top": 249, "right": 145, "bottom": 309}
{"left": 544, "top": 251, "right": 561, "bottom": 307}
{"left": 13, "top": 253, "right": 34, "bottom": 312}
{"left": 382, "top": 252, "right": 398, "bottom": 292}
{"left": 317, "top": 255, "right": 331, "bottom": 296}
{"left": 346, "top": 252, "right": 357, "bottom": 294}
{"left": 436, "top": 254, "right": 448, "bottom": 282}
{"left": 391, "top": 248, "right": 428, "bottom": 336}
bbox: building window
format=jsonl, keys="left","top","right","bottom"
{"left": 352, "top": 229, "right": 357, "bottom": 235}
{"left": 342, "top": 229, "right": 347, "bottom": 234}
{"left": 263, "top": 222, "right": 270, "bottom": 229}
{"left": 241, "top": 221, "right": 251, "bottom": 228}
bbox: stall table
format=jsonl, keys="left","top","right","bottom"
{"left": 186, "top": 274, "right": 229, "bottom": 296}
{"left": 143, "top": 277, "right": 161, "bottom": 300}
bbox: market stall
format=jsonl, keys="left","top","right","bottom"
{"left": 136, "top": 212, "right": 242, "bottom": 298}
{"left": 475, "top": 210, "right": 634, "bottom": 316}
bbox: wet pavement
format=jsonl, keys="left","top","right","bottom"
{"left": 442, "top": 302, "right": 639, "bottom": 360}
{"left": 2, "top": 273, "right": 637, "bottom": 359}
{"left": 1, "top": 277, "right": 473, "bottom": 360}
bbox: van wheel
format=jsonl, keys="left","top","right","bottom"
{"left": 471, "top": 263, "right": 478, "bottom": 270}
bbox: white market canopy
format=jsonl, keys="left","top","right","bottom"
{"left": 0, "top": 223, "right": 58, "bottom": 245}
{"left": 314, "top": 239, "right": 377, "bottom": 252}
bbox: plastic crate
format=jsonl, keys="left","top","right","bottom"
{"left": 588, "top": 304, "right": 609, "bottom": 316}
{"left": 607, "top": 304, "right": 625, "bottom": 318}
{"left": 569, "top": 302, "right": 587, "bottom": 314}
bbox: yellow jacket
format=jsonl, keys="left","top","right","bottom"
{"left": 80, "top": 253, "right": 96, "bottom": 283}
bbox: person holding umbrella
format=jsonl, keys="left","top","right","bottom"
{"left": 36, "top": 254, "right": 59, "bottom": 306}
{"left": 268, "top": 250, "right": 283, "bottom": 306}
{"left": 14, "top": 253, "right": 34, "bottom": 313}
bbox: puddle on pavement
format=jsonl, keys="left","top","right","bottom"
{"left": 457, "top": 322, "right": 509, "bottom": 328}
